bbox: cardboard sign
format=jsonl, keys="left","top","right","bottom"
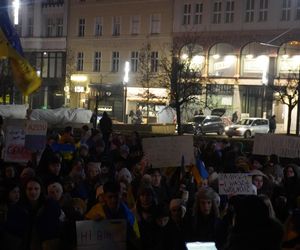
{"left": 218, "top": 173, "right": 254, "bottom": 195}
{"left": 142, "top": 135, "right": 194, "bottom": 168}
{"left": 253, "top": 133, "right": 300, "bottom": 158}
{"left": 76, "top": 220, "right": 126, "bottom": 250}
{"left": 4, "top": 119, "right": 32, "bottom": 163}
{"left": 25, "top": 120, "right": 47, "bottom": 151}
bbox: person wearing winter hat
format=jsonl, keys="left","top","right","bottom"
{"left": 187, "top": 187, "right": 225, "bottom": 248}
{"left": 162, "top": 198, "right": 189, "bottom": 250}
{"left": 250, "top": 169, "right": 273, "bottom": 197}
{"left": 118, "top": 167, "right": 132, "bottom": 184}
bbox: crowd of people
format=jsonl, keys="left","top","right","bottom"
{"left": 0, "top": 114, "right": 299, "bottom": 250}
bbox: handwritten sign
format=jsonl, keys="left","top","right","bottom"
{"left": 25, "top": 120, "right": 47, "bottom": 151}
{"left": 218, "top": 173, "right": 254, "bottom": 195}
{"left": 76, "top": 220, "right": 126, "bottom": 250}
{"left": 253, "top": 134, "right": 300, "bottom": 158}
{"left": 4, "top": 119, "right": 31, "bottom": 163}
{"left": 142, "top": 135, "right": 194, "bottom": 168}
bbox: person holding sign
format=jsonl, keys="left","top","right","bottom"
{"left": 85, "top": 181, "right": 140, "bottom": 249}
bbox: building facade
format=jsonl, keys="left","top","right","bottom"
{"left": 173, "top": 0, "right": 300, "bottom": 132}
{"left": 67, "top": 0, "right": 173, "bottom": 122}
{"left": 16, "top": 0, "right": 68, "bottom": 109}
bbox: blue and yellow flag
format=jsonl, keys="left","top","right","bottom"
{"left": 0, "top": 5, "right": 41, "bottom": 95}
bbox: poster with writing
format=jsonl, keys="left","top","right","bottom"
{"left": 25, "top": 120, "right": 47, "bottom": 151}
{"left": 142, "top": 135, "right": 194, "bottom": 168}
{"left": 253, "top": 134, "right": 300, "bottom": 158}
{"left": 4, "top": 119, "right": 31, "bottom": 163}
{"left": 76, "top": 220, "right": 126, "bottom": 250}
{"left": 218, "top": 173, "right": 254, "bottom": 195}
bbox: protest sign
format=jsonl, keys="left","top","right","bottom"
{"left": 218, "top": 173, "right": 254, "bottom": 195}
{"left": 253, "top": 134, "right": 300, "bottom": 158}
{"left": 3, "top": 119, "right": 32, "bottom": 163}
{"left": 25, "top": 120, "right": 47, "bottom": 151}
{"left": 142, "top": 135, "right": 194, "bottom": 168}
{"left": 76, "top": 219, "right": 126, "bottom": 250}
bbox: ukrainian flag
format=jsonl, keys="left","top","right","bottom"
{"left": 0, "top": 4, "right": 41, "bottom": 95}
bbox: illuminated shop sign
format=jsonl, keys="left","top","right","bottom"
{"left": 243, "top": 56, "right": 269, "bottom": 74}
{"left": 278, "top": 56, "right": 300, "bottom": 73}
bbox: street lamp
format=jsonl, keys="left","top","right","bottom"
{"left": 123, "top": 61, "right": 129, "bottom": 123}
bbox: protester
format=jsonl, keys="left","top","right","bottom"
{"left": 269, "top": 115, "right": 277, "bottom": 133}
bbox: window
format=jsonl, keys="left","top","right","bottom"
{"left": 225, "top": 1, "right": 234, "bottom": 23}
{"left": 94, "top": 17, "right": 103, "bottom": 36}
{"left": 297, "top": 0, "right": 300, "bottom": 20}
{"left": 213, "top": 1, "right": 222, "bottom": 24}
{"left": 259, "top": 0, "right": 268, "bottom": 22}
{"left": 245, "top": 0, "right": 255, "bottom": 22}
{"left": 56, "top": 18, "right": 63, "bottom": 36}
{"left": 78, "top": 18, "right": 85, "bottom": 37}
{"left": 150, "top": 14, "right": 160, "bottom": 34}
{"left": 93, "top": 51, "right": 101, "bottom": 72}
{"left": 112, "top": 51, "right": 119, "bottom": 72}
{"left": 46, "top": 18, "right": 54, "bottom": 37}
{"left": 77, "top": 52, "right": 84, "bottom": 71}
{"left": 194, "top": 3, "right": 203, "bottom": 24}
{"left": 36, "top": 52, "right": 63, "bottom": 78}
{"left": 150, "top": 51, "right": 158, "bottom": 72}
{"left": 28, "top": 17, "right": 33, "bottom": 36}
{"left": 183, "top": 4, "right": 191, "bottom": 25}
{"left": 281, "top": 0, "right": 291, "bottom": 21}
{"left": 131, "top": 51, "right": 139, "bottom": 72}
{"left": 131, "top": 15, "right": 140, "bottom": 35}
{"left": 112, "top": 16, "right": 120, "bottom": 36}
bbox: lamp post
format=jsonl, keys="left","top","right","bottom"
{"left": 123, "top": 61, "right": 129, "bottom": 123}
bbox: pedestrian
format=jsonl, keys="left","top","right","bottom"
{"left": 98, "top": 111, "right": 112, "bottom": 148}
{"left": 231, "top": 111, "right": 238, "bottom": 123}
{"left": 269, "top": 115, "right": 276, "bottom": 133}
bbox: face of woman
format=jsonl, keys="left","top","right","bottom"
{"left": 140, "top": 192, "right": 153, "bottom": 209}
{"left": 47, "top": 184, "right": 63, "bottom": 201}
{"left": 252, "top": 175, "right": 264, "bottom": 190}
{"left": 286, "top": 167, "right": 295, "bottom": 178}
{"left": 199, "top": 199, "right": 212, "bottom": 215}
{"left": 9, "top": 186, "right": 20, "bottom": 204}
{"left": 26, "top": 181, "right": 41, "bottom": 202}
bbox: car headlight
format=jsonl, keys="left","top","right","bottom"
{"left": 237, "top": 127, "right": 246, "bottom": 132}
{"left": 225, "top": 126, "right": 230, "bottom": 131}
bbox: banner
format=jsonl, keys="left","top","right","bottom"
{"left": 25, "top": 120, "right": 47, "bottom": 151}
{"left": 218, "top": 173, "right": 254, "bottom": 195}
{"left": 142, "top": 135, "right": 194, "bottom": 168}
{"left": 76, "top": 220, "right": 126, "bottom": 250}
{"left": 4, "top": 119, "right": 31, "bottom": 163}
{"left": 253, "top": 134, "right": 300, "bottom": 158}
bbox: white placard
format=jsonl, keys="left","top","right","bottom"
{"left": 218, "top": 173, "right": 254, "bottom": 195}
{"left": 142, "top": 135, "right": 194, "bottom": 168}
{"left": 76, "top": 220, "right": 126, "bottom": 250}
{"left": 253, "top": 133, "right": 300, "bottom": 158}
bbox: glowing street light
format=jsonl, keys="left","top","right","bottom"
{"left": 12, "top": 0, "right": 20, "bottom": 25}
{"left": 123, "top": 61, "right": 130, "bottom": 123}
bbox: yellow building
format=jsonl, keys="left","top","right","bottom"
{"left": 67, "top": 0, "right": 173, "bottom": 122}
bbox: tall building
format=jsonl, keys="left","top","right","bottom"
{"left": 16, "top": 0, "right": 68, "bottom": 109}
{"left": 173, "top": 0, "right": 300, "bottom": 131}
{"left": 67, "top": 0, "right": 173, "bottom": 122}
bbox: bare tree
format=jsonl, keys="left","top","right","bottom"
{"left": 271, "top": 73, "right": 299, "bottom": 135}
{"left": 137, "top": 42, "right": 163, "bottom": 123}
{"left": 160, "top": 43, "right": 212, "bottom": 135}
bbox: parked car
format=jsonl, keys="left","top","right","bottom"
{"left": 224, "top": 117, "right": 269, "bottom": 138}
{"left": 179, "top": 115, "right": 225, "bottom": 135}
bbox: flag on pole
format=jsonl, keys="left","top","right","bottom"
{"left": 0, "top": 4, "right": 41, "bottom": 95}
